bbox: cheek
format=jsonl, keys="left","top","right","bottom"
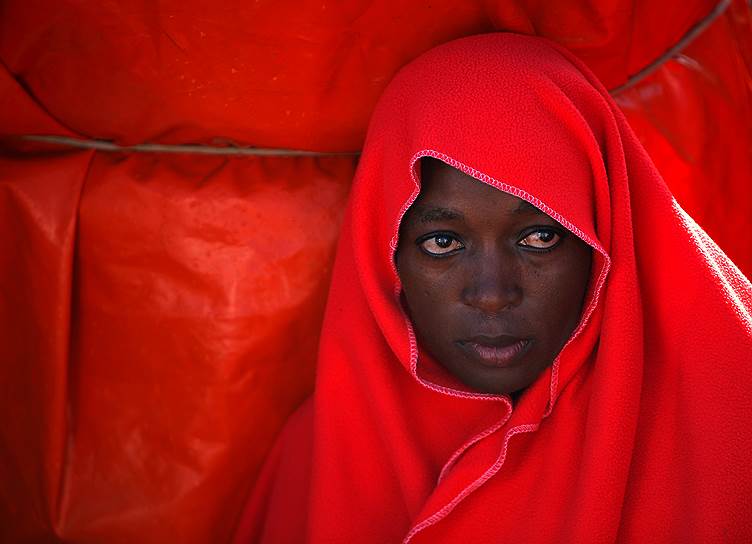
{"left": 525, "top": 250, "right": 591, "bottom": 334}
{"left": 399, "top": 259, "right": 460, "bottom": 334}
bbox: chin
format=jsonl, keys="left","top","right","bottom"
{"left": 463, "top": 363, "right": 546, "bottom": 396}
{"left": 459, "top": 371, "right": 526, "bottom": 396}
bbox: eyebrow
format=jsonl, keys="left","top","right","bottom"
{"left": 514, "top": 200, "right": 545, "bottom": 215}
{"left": 417, "top": 207, "right": 464, "bottom": 224}
{"left": 413, "top": 200, "right": 546, "bottom": 223}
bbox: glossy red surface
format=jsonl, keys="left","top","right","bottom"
{"left": 0, "top": 0, "right": 718, "bottom": 149}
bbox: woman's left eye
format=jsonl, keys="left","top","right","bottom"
{"left": 518, "top": 229, "right": 562, "bottom": 250}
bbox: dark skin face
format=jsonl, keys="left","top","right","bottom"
{"left": 395, "top": 159, "right": 592, "bottom": 395}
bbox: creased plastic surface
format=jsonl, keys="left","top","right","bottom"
{"left": 615, "top": 0, "right": 752, "bottom": 275}
{"left": 0, "top": 0, "right": 718, "bottom": 150}
{"left": 0, "top": 0, "right": 750, "bottom": 542}
{"left": 0, "top": 150, "right": 354, "bottom": 543}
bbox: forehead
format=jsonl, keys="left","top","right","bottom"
{"left": 410, "top": 158, "right": 550, "bottom": 220}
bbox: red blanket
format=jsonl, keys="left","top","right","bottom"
{"left": 238, "top": 33, "right": 752, "bottom": 543}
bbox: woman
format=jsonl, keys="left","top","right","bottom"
{"left": 235, "top": 34, "right": 752, "bottom": 543}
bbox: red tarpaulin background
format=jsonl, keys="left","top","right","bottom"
{"left": 1, "top": 1, "right": 750, "bottom": 542}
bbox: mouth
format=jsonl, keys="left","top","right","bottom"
{"left": 456, "top": 335, "right": 531, "bottom": 368}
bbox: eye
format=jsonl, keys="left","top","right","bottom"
{"left": 517, "top": 228, "right": 563, "bottom": 250}
{"left": 417, "top": 233, "right": 465, "bottom": 256}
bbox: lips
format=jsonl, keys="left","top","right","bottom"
{"left": 456, "top": 335, "right": 531, "bottom": 368}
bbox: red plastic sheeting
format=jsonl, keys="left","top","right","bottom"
{"left": 615, "top": 0, "right": 752, "bottom": 275}
{"left": 0, "top": 0, "right": 718, "bottom": 149}
{"left": 0, "top": 150, "right": 90, "bottom": 540}
{"left": 0, "top": 150, "right": 354, "bottom": 543}
{"left": 1, "top": 0, "right": 750, "bottom": 542}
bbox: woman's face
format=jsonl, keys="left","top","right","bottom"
{"left": 396, "top": 159, "right": 592, "bottom": 395}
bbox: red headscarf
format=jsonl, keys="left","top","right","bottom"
{"left": 235, "top": 34, "right": 752, "bottom": 543}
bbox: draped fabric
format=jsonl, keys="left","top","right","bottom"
{"left": 236, "top": 34, "right": 752, "bottom": 543}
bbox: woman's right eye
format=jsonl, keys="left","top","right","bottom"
{"left": 418, "top": 233, "right": 464, "bottom": 256}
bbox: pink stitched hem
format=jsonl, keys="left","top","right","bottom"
{"left": 437, "top": 411, "right": 510, "bottom": 485}
{"left": 403, "top": 423, "right": 540, "bottom": 544}
{"left": 388, "top": 150, "right": 612, "bottom": 541}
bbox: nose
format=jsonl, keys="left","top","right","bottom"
{"left": 460, "top": 247, "right": 523, "bottom": 314}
